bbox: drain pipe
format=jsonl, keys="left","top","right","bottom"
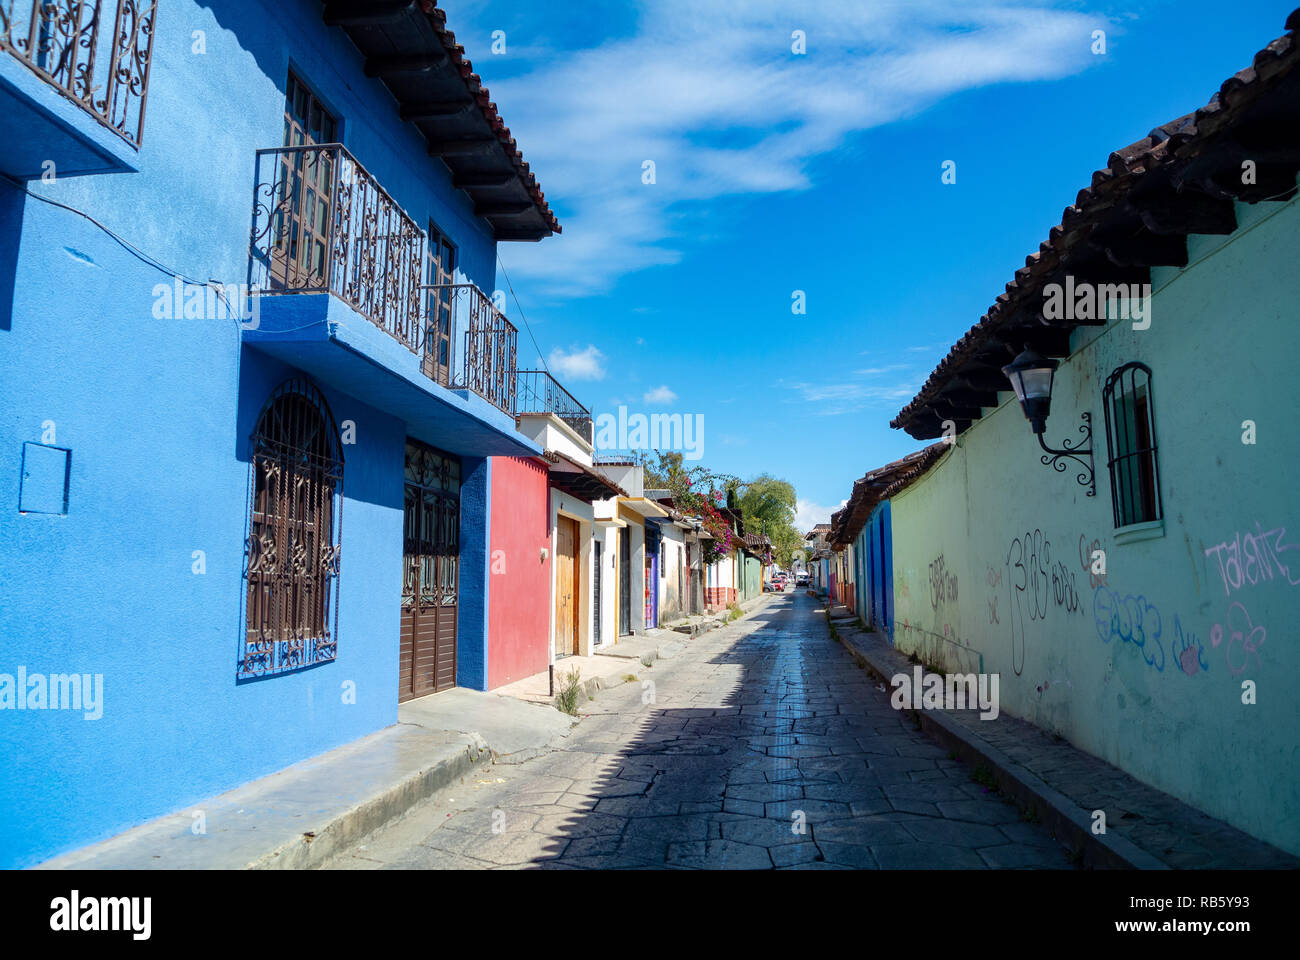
{"left": 549, "top": 663, "right": 554, "bottom": 697}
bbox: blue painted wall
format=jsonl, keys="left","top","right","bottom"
{"left": 0, "top": 0, "right": 510, "bottom": 867}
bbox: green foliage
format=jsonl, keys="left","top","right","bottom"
{"left": 555, "top": 667, "right": 583, "bottom": 715}
{"left": 736, "top": 474, "right": 800, "bottom": 566}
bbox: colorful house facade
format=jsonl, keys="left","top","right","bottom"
{"left": 0, "top": 0, "right": 565, "bottom": 868}
{"left": 845, "top": 18, "right": 1300, "bottom": 856}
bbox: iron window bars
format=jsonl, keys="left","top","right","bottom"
{"left": 241, "top": 379, "right": 344, "bottom": 679}
{"left": 1102, "top": 361, "right": 1163, "bottom": 528}
{"left": 0, "top": 0, "right": 156, "bottom": 146}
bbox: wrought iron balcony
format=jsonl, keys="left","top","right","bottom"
{"left": 0, "top": 0, "right": 156, "bottom": 146}
{"left": 426, "top": 283, "right": 518, "bottom": 417}
{"left": 516, "top": 369, "right": 592, "bottom": 444}
{"left": 251, "top": 143, "right": 426, "bottom": 353}
{"left": 249, "top": 144, "right": 518, "bottom": 417}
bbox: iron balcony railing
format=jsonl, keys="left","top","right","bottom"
{"left": 516, "top": 369, "right": 592, "bottom": 444}
{"left": 251, "top": 143, "right": 426, "bottom": 352}
{"left": 0, "top": 0, "right": 156, "bottom": 146}
{"left": 249, "top": 146, "right": 518, "bottom": 417}
{"left": 426, "top": 283, "right": 518, "bottom": 417}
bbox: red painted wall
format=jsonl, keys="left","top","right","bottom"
{"left": 488, "top": 456, "right": 551, "bottom": 688}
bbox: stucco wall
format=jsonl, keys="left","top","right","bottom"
{"left": 889, "top": 195, "right": 1300, "bottom": 854}
{"left": 0, "top": 0, "right": 503, "bottom": 867}
{"left": 488, "top": 457, "right": 550, "bottom": 687}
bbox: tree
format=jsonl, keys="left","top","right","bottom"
{"left": 736, "top": 474, "right": 800, "bottom": 567}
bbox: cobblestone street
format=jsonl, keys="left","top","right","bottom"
{"left": 326, "top": 594, "right": 1075, "bottom": 869}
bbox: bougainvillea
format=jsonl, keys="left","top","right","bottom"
{"left": 658, "top": 464, "right": 740, "bottom": 565}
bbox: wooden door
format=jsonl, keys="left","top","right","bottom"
{"left": 555, "top": 516, "right": 579, "bottom": 656}
{"left": 400, "top": 442, "right": 460, "bottom": 702}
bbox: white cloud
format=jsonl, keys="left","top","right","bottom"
{"left": 549, "top": 344, "right": 607, "bottom": 381}
{"left": 787, "top": 377, "right": 920, "bottom": 415}
{"left": 796, "top": 497, "right": 846, "bottom": 532}
{"left": 643, "top": 384, "right": 678, "bottom": 404}
{"left": 488, "top": 1, "right": 1104, "bottom": 297}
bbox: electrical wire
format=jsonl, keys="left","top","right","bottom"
{"left": 1, "top": 172, "right": 246, "bottom": 322}
{"left": 496, "top": 251, "right": 549, "bottom": 374}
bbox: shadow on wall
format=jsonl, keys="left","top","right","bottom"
{"left": 0, "top": 183, "right": 23, "bottom": 332}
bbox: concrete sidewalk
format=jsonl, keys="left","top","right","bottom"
{"left": 825, "top": 607, "right": 1297, "bottom": 869}
{"left": 39, "top": 689, "right": 574, "bottom": 870}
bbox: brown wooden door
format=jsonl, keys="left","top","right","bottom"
{"left": 555, "top": 516, "right": 579, "bottom": 656}
{"left": 400, "top": 442, "right": 460, "bottom": 702}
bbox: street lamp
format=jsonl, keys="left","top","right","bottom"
{"left": 1001, "top": 348, "right": 1057, "bottom": 435}
{"left": 1001, "top": 346, "right": 1096, "bottom": 496}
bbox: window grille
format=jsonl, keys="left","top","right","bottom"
{"left": 1102, "top": 362, "right": 1162, "bottom": 528}
{"left": 241, "top": 379, "right": 344, "bottom": 678}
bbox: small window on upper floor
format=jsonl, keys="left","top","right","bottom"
{"left": 1102, "top": 362, "right": 1162, "bottom": 529}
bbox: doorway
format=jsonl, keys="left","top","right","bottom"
{"left": 399, "top": 441, "right": 460, "bottom": 702}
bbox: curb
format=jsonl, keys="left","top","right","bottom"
{"left": 252, "top": 733, "right": 491, "bottom": 870}
{"left": 828, "top": 617, "right": 1168, "bottom": 871}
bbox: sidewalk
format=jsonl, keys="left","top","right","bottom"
{"left": 824, "top": 605, "right": 1298, "bottom": 869}
{"left": 38, "top": 689, "right": 574, "bottom": 871}
{"left": 495, "top": 594, "right": 776, "bottom": 708}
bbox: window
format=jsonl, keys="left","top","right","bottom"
{"left": 241, "top": 379, "right": 344, "bottom": 678}
{"left": 1102, "top": 362, "right": 1162, "bottom": 528}
{"left": 272, "top": 73, "right": 341, "bottom": 287}
{"left": 424, "top": 223, "right": 457, "bottom": 384}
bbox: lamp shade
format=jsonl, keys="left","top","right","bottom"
{"left": 1002, "top": 347, "right": 1058, "bottom": 434}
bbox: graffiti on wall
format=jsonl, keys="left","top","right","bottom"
{"left": 1171, "top": 614, "right": 1210, "bottom": 677}
{"left": 1210, "top": 602, "right": 1265, "bottom": 676}
{"left": 1004, "top": 530, "right": 1082, "bottom": 675}
{"left": 928, "top": 554, "right": 958, "bottom": 610}
{"left": 1079, "top": 534, "right": 1108, "bottom": 588}
{"left": 1204, "top": 523, "right": 1300, "bottom": 597}
{"left": 985, "top": 566, "right": 1002, "bottom": 624}
{"left": 1093, "top": 585, "right": 1166, "bottom": 672}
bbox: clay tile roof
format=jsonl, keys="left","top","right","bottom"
{"left": 420, "top": 1, "right": 560, "bottom": 235}
{"left": 829, "top": 443, "right": 948, "bottom": 545}
{"left": 890, "top": 10, "right": 1300, "bottom": 440}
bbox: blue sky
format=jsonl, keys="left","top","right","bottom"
{"left": 444, "top": 0, "right": 1295, "bottom": 528}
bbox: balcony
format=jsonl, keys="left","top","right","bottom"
{"left": 0, "top": 0, "right": 156, "bottom": 178}
{"left": 516, "top": 369, "right": 592, "bottom": 444}
{"left": 249, "top": 143, "right": 518, "bottom": 419}
{"left": 246, "top": 143, "right": 533, "bottom": 458}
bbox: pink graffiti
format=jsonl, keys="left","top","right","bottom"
{"left": 1204, "top": 523, "right": 1300, "bottom": 597}
{"left": 1209, "top": 602, "right": 1264, "bottom": 675}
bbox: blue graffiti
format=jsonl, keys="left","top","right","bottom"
{"left": 1093, "top": 585, "right": 1165, "bottom": 672}
{"left": 1171, "top": 614, "right": 1210, "bottom": 677}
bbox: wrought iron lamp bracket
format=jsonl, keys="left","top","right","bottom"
{"left": 1037, "top": 411, "right": 1096, "bottom": 496}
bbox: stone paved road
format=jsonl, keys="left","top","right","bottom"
{"left": 325, "top": 593, "right": 1076, "bottom": 869}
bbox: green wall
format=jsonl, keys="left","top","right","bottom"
{"left": 890, "top": 194, "right": 1300, "bottom": 855}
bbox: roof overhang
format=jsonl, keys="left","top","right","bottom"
{"left": 619, "top": 497, "right": 671, "bottom": 518}
{"left": 891, "top": 12, "right": 1300, "bottom": 440}
{"left": 544, "top": 450, "right": 626, "bottom": 502}
{"left": 321, "top": 0, "right": 560, "bottom": 241}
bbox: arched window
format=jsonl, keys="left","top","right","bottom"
{"left": 1102, "top": 362, "right": 1162, "bottom": 529}
{"left": 241, "top": 379, "right": 344, "bottom": 678}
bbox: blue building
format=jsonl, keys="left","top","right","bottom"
{"left": 1, "top": 0, "right": 561, "bottom": 868}
{"left": 827, "top": 445, "right": 944, "bottom": 640}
